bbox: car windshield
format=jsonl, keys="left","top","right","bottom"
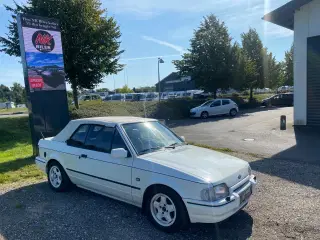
{"left": 201, "top": 100, "right": 213, "bottom": 106}
{"left": 122, "top": 121, "right": 184, "bottom": 155}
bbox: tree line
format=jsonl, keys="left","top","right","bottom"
{"left": 173, "top": 14, "right": 293, "bottom": 100}
{"left": 0, "top": 83, "right": 26, "bottom": 105}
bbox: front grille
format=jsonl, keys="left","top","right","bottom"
{"left": 234, "top": 180, "right": 250, "bottom": 193}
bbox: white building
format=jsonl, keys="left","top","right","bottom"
{"left": 0, "top": 102, "right": 15, "bottom": 109}
{"left": 264, "top": 0, "right": 320, "bottom": 126}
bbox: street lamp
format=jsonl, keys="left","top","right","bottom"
{"left": 158, "top": 57, "right": 164, "bottom": 102}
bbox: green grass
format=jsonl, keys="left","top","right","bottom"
{"left": 0, "top": 116, "right": 45, "bottom": 184}
{"left": 0, "top": 108, "right": 27, "bottom": 114}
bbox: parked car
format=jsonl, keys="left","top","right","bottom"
{"left": 161, "top": 92, "right": 169, "bottom": 100}
{"left": 97, "top": 92, "right": 108, "bottom": 99}
{"left": 190, "top": 99, "right": 239, "bottom": 119}
{"left": 261, "top": 93, "right": 293, "bottom": 107}
{"left": 193, "top": 92, "right": 212, "bottom": 100}
{"left": 109, "top": 94, "right": 125, "bottom": 102}
{"left": 139, "top": 93, "right": 147, "bottom": 101}
{"left": 35, "top": 117, "right": 256, "bottom": 232}
{"left": 146, "top": 92, "right": 159, "bottom": 101}
{"left": 72, "top": 94, "right": 101, "bottom": 104}
{"left": 104, "top": 95, "right": 113, "bottom": 101}
{"left": 124, "top": 93, "right": 134, "bottom": 102}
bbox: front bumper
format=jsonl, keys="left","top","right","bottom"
{"left": 190, "top": 111, "right": 200, "bottom": 118}
{"left": 184, "top": 175, "right": 257, "bottom": 223}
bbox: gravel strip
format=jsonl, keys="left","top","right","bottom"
{"left": 1, "top": 153, "right": 320, "bottom": 240}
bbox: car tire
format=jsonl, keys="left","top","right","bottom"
{"left": 201, "top": 111, "right": 209, "bottom": 119}
{"left": 146, "top": 186, "right": 189, "bottom": 233}
{"left": 229, "top": 108, "right": 237, "bottom": 117}
{"left": 47, "top": 161, "right": 71, "bottom": 192}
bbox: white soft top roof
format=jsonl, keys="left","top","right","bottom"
{"left": 52, "top": 116, "right": 156, "bottom": 142}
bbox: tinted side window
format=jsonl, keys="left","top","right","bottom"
{"left": 85, "top": 125, "right": 115, "bottom": 153}
{"left": 69, "top": 125, "right": 90, "bottom": 147}
{"left": 222, "top": 100, "right": 230, "bottom": 105}
{"left": 211, "top": 100, "right": 221, "bottom": 107}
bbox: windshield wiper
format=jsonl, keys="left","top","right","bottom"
{"left": 139, "top": 146, "right": 164, "bottom": 155}
{"left": 165, "top": 143, "right": 180, "bottom": 149}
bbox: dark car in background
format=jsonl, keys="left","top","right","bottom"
{"left": 261, "top": 93, "right": 293, "bottom": 107}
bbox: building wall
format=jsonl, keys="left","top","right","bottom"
{"left": 294, "top": 0, "right": 320, "bottom": 125}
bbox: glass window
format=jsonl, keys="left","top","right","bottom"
{"left": 222, "top": 100, "right": 230, "bottom": 105}
{"left": 112, "top": 129, "right": 128, "bottom": 150}
{"left": 84, "top": 125, "right": 115, "bottom": 153}
{"left": 211, "top": 100, "right": 221, "bottom": 107}
{"left": 122, "top": 121, "right": 184, "bottom": 155}
{"left": 201, "top": 100, "right": 214, "bottom": 107}
{"left": 68, "top": 125, "right": 90, "bottom": 147}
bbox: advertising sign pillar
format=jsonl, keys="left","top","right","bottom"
{"left": 17, "top": 14, "right": 69, "bottom": 155}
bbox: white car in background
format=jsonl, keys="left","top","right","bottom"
{"left": 190, "top": 99, "right": 239, "bottom": 119}
{"left": 35, "top": 117, "right": 256, "bottom": 232}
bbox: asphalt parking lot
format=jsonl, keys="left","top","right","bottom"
{"left": 1, "top": 151, "right": 320, "bottom": 240}
{"left": 170, "top": 107, "right": 295, "bottom": 158}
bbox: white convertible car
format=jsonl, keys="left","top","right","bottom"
{"left": 35, "top": 117, "right": 256, "bottom": 232}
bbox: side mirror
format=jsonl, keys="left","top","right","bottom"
{"left": 180, "top": 136, "right": 186, "bottom": 142}
{"left": 111, "top": 148, "right": 128, "bottom": 158}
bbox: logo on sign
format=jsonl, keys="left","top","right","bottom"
{"left": 32, "top": 30, "right": 55, "bottom": 52}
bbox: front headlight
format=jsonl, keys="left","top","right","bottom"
{"left": 200, "top": 183, "right": 229, "bottom": 202}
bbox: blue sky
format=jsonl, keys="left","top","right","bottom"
{"left": 0, "top": 0, "right": 293, "bottom": 90}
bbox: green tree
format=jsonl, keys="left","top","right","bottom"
{"left": 263, "top": 52, "right": 284, "bottom": 89}
{"left": 173, "top": 14, "right": 233, "bottom": 98}
{"left": 134, "top": 86, "right": 156, "bottom": 93}
{"left": 96, "top": 88, "right": 109, "bottom": 92}
{"left": 117, "top": 84, "right": 133, "bottom": 93}
{"left": 283, "top": 44, "right": 293, "bottom": 86}
{"left": 0, "top": 0, "right": 124, "bottom": 109}
{"left": 10, "top": 82, "right": 25, "bottom": 105}
{"left": 0, "top": 84, "right": 11, "bottom": 102}
{"left": 241, "top": 28, "right": 264, "bottom": 100}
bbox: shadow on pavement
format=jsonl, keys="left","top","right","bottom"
{"left": 0, "top": 182, "right": 253, "bottom": 240}
{"left": 250, "top": 126, "right": 320, "bottom": 189}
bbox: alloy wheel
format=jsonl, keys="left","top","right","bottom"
{"left": 150, "top": 193, "right": 177, "bottom": 227}
{"left": 49, "top": 166, "right": 62, "bottom": 188}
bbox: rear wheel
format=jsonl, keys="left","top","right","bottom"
{"left": 47, "top": 161, "right": 71, "bottom": 192}
{"left": 201, "top": 111, "right": 209, "bottom": 119}
{"left": 229, "top": 108, "right": 237, "bottom": 117}
{"left": 146, "top": 186, "right": 189, "bottom": 232}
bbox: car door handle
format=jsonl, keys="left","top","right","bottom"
{"left": 79, "top": 154, "right": 87, "bottom": 159}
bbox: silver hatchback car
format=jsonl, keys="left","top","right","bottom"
{"left": 190, "top": 99, "right": 239, "bottom": 119}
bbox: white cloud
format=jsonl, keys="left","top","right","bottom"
{"left": 264, "top": 24, "right": 293, "bottom": 38}
{"left": 142, "top": 36, "right": 186, "bottom": 54}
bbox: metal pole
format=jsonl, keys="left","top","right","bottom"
{"left": 158, "top": 58, "right": 161, "bottom": 102}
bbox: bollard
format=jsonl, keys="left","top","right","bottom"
{"left": 280, "top": 115, "right": 286, "bottom": 130}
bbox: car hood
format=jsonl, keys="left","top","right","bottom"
{"left": 190, "top": 106, "right": 204, "bottom": 111}
{"left": 141, "top": 145, "right": 250, "bottom": 187}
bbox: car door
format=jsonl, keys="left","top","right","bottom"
{"left": 208, "top": 100, "right": 222, "bottom": 116}
{"left": 221, "top": 99, "right": 231, "bottom": 114}
{"left": 65, "top": 124, "right": 134, "bottom": 203}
